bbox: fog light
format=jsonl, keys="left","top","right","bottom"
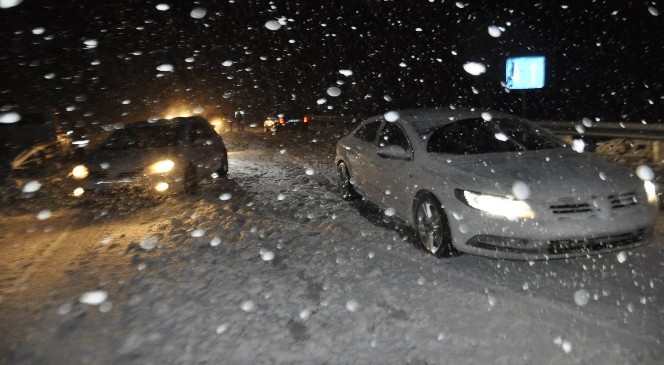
{"left": 71, "top": 165, "right": 89, "bottom": 179}
{"left": 155, "top": 182, "right": 169, "bottom": 192}
{"left": 73, "top": 187, "right": 85, "bottom": 197}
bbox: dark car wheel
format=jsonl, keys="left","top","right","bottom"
{"left": 183, "top": 164, "right": 198, "bottom": 194}
{"left": 217, "top": 157, "right": 228, "bottom": 178}
{"left": 414, "top": 193, "right": 456, "bottom": 257}
{"left": 337, "top": 161, "right": 358, "bottom": 201}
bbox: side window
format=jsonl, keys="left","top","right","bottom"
{"left": 427, "top": 122, "right": 467, "bottom": 154}
{"left": 378, "top": 123, "right": 411, "bottom": 151}
{"left": 189, "top": 123, "right": 215, "bottom": 144}
{"left": 427, "top": 119, "right": 518, "bottom": 154}
{"left": 354, "top": 121, "right": 381, "bottom": 143}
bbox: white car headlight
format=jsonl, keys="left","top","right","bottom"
{"left": 460, "top": 190, "right": 535, "bottom": 220}
{"left": 644, "top": 181, "right": 658, "bottom": 204}
{"left": 148, "top": 159, "right": 175, "bottom": 174}
{"left": 71, "top": 165, "right": 89, "bottom": 179}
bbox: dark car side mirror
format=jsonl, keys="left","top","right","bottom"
{"left": 377, "top": 145, "right": 411, "bottom": 160}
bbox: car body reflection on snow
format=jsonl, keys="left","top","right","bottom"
{"left": 336, "top": 108, "right": 658, "bottom": 260}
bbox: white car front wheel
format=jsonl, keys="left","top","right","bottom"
{"left": 414, "top": 194, "right": 456, "bottom": 257}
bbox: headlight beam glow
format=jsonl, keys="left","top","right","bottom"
{"left": 644, "top": 181, "right": 658, "bottom": 204}
{"left": 148, "top": 159, "right": 175, "bottom": 174}
{"left": 461, "top": 190, "right": 535, "bottom": 220}
{"left": 71, "top": 165, "right": 89, "bottom": 179}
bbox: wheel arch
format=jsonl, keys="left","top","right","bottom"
{"left": 412, "top": 189, "right": 459, "bottom": 256}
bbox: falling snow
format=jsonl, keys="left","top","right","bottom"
{"left": 265, "top": 20, "right": 281, "bottom": 31}
{"left": 511, "top": 181, "right": 531, "bottom": 200}
{"left": 190, "top": 7, "right": 207, "bottom": 19}
{"left": 0, "top": 0, "right": 22, "bottom": 9}
{"left": 21, "top": 180, "right": 42, "bottom": 193}
{"left": 259, "top": 248, "right": 275, "bottom": 261}
{"left": 140, "top": 235, "right": 158, "bottom": 251}
{"left": 190, "top": 229, "right": 205, "bottom": 238}
{"left": 462, "top": 62, "right": 487, "bottom": 76}
{"left": 635, "top": 165, "right": 654, "bottom": 181}
{"left": 345, "top": 300, "right": 359, "bottom": 312}
{"left": 573, "top": 289, "right": 590, "bottom": 306}
{"left": 240, "top": 300, "right": 256, "bottom": 312}
{"left": 384, "top": 111, "right": 400, "bottom": 122}
{"left": 156, "top": 64, "right": 174, "bottom": 72}
{"left": 487, "top": 25, "right": 502, "bottom": 38}
{"left": 326, "top": 87, "right": 341, "bottom": 97}
{"left": 36, "top": 210, "right": 51, "bottom": 220}
{"left": 0, "top": 112, "right": 21, "bottom": 124}
{"left": 571, "top": 139, "right": 586, "bottom": 153}
{"left": 648, "top": 6, "right": 659, "bottom": 16}
{"left": 79, "top": 290, "right": 108, "bottom": 306}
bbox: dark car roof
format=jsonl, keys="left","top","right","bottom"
{"left": 130, "top": 116, "right": 209, "bottom": 129}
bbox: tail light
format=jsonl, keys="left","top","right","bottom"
{"left": 279, "top": 116, "right": 286, "bottom": 125}
{"left": 303, "top": 115, "right": 310, "bottom": 124}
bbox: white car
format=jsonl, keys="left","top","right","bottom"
{"left": 335, "top": 108, "right": 657, "bottom": 260}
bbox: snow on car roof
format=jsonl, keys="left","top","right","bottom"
{"left": 372, "top": 108, "right": 516, "bottom": 135}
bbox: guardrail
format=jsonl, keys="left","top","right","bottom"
{"left": 535, "top": 121, "right": 664, "bottom": 163}
{"left": 535, "top": 121, "right": 664, "bottom": 141}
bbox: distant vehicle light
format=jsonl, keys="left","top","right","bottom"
{"left": 154, "top": 181, "right": 169, "bottom": 192}
{"left": 71, "top": 165, "right": 89, "bottom": 179}
{"left": 72, "top": 139, "right": 90, "bottom": 147}
{"left": 303, "top": 115, "right": 310, "bottom": 124}
{"left": 644, "top": 181, "right": 658, "bottom": 204}
{"left": 460, "top": 190, "right": 535, "bottom": 220}
{"left": 279, "top": 116, "right": 286, "bottom": 126}
{"left": 149, "top": 159, "right": 175, "bottom": 174}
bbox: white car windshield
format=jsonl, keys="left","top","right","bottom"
{"left": 427, "top": 118, "right": 564, "bottom": 154}
{"left": 102, "top": 124, "right": 179, "bottom": 150}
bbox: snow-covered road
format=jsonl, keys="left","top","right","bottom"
{"left": 1, "top": 128, "right": 663, "bottom": 364}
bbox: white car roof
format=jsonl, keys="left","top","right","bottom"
{"left": 369, "top": 108, "right": 517, "bottom": 135}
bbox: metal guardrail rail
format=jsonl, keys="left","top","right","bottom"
{"left": 535, "top": 121, "right": 664, "bottom": 141}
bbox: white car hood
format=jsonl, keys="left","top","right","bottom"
{"left": 427, "top": 150, "right": 640, "bottom": 200}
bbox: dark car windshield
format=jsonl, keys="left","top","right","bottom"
{"left": 102, "top": 124, "right": 179, "bottom": 150}
{"left": 427, "top": 118, "right": 564, "bottom": 154}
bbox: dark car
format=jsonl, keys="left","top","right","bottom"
{"left": 70, "top": 116, "right": 228, "bottom": 195}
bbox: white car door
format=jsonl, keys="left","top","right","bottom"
{"left": 345, "top": 120, "right": 383, "bottom": 199}
{"left": 373, "top": 122, "right": 415, "bottom": 218}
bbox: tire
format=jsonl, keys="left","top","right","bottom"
{"left": 183, "top": 164, "right": 198, "bottom": 194}
{"left": 337, "top": 161, "right": 358, "bottom": 201}
{"left": 217, "top": 156, "right": 228, "bottom": 178}
{"left": 413, "top": 193, "right": 456, "bottom": 257}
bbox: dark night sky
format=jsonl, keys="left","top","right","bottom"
{"left": 0, "top": 0, "right": 662, "bottom": 130}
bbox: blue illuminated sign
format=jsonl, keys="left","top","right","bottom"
{"left": 505, "top": 56, "right": 546, "bottom": 90}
